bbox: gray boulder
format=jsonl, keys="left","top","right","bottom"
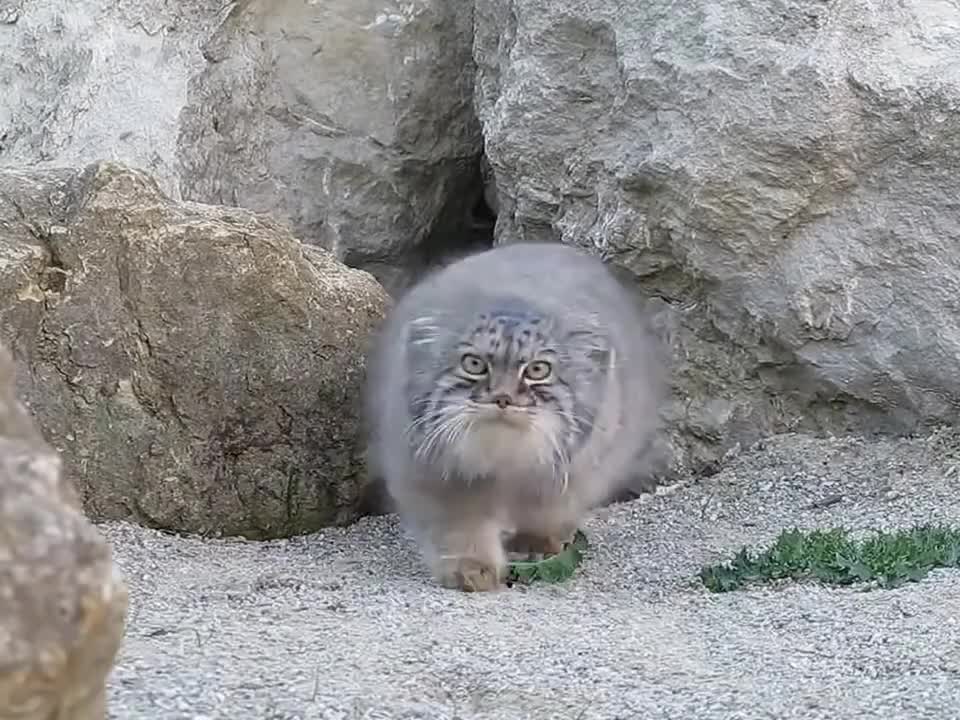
{"left": 0, "top": 0, "right": 484, "bottom": 282}
{"left": 473, "top": 0, "right": 960, "bottom": 475}
{"left": 0, "top": 162, "right": 390, "bottom": 538}
{"left": 0, "top": 0, "right": 222, "bottom": 199}
{"left": 0, "top": 342, "right": 128, "bottom": 720}
{"left": 178, "top": 0, "right": 485, "bottom": 283}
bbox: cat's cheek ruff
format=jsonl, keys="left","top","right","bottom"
{"left": 528, "top": 380, "right": 584, "bottom": 455}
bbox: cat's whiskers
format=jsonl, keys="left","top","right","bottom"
{"left": 529, "top": 411, "right": 571, "bottom": 494}
{"left": 559, "top": 407, "right": 592, "bottom": 450}
{"left": 409, "top": 404, "right": 465, "bottom": 463}
{"left": 439, "top": 410, "right": 476, "bottom": 483}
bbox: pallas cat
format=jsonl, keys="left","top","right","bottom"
{"left": 365, "top": 242, "right": 665, "bottom": 592}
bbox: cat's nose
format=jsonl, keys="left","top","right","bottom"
{"left": 492, "top": 393, "right": 513, "bottom": 409}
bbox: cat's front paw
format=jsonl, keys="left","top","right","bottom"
{"left": 435, "top": 556, "right": 505, "bottom": 592}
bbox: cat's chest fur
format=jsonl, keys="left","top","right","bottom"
{"left": 446, "top": 417, "right": 563, "bottom": 488}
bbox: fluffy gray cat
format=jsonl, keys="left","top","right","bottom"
{"left": 365, "top": 242, "right": 666, "bottom": 592}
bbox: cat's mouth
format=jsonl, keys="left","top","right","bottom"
{"left": 470, "top": 402, "right": 534, "bottom": 427}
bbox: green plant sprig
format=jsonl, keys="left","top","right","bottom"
{"left": 700, "top": 524, "right": 960, "bottom": 593}
{"left": 507, "top": 530, "right": 589, "bottom": 585}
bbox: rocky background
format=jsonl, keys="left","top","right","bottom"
{"left": 2, "top": 0, "right": 959, "bottom": 541}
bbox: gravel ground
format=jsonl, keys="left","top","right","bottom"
{"left": 102, "top": 430, "right": 960, "bottom": 720}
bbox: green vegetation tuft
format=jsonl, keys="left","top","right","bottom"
{"left": 507, "top": 530, "right": 589, "bottom": 585}
{"left": 700, "top": 524, "right": 960, "bottom": 593}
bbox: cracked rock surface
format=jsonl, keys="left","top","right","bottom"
{"left": 474, "top": 0, "right": 960, "bottom": 476}
{"left": 0, "top": 0, "right": 483, "bottom": 280}
{"left": 0, "top": 341, "right": 128, "bottom": 720}
{"left": 103, "top": 429, "right": 960, "bottom": 719}
{"left": 0, "top": 162, "right": 389, "bottom": 538}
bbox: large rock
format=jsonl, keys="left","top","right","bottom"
{"left": 0, "top": 342, "right": 128, "bottom": 720}
{"left": 0, "top": 161, "right": 390, "bottom": 539}
{"left": 178, "top": 0, "right": 485, "bottom": 283}
{"left": 0, "top": 0, "right": 485, "bottom": 285}
{"left": 0, "top": 0, "right": 223, "bottom": 200}
{"left": 473, "top": 0, "right": 960, "bottom": 475}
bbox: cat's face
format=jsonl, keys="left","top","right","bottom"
{"left": 404, "top": 303, "right": 610, "bottom": 481}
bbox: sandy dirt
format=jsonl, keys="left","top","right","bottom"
{"left": 103, "top": 430, "right": 960, "bottom": 719}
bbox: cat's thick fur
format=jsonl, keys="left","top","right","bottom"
{"left": 365, "top": 242, "right": 666, "bottom": 591}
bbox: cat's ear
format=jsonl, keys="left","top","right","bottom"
{"left": 405, "top": 316, "right": 439, "bottom": 347}
{"left": 586, "top": 343, "right": 613, "bottom": 369}
{"left": 567, "top": 330, "right": 612, "bottom": 368}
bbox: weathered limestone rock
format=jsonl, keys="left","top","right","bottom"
{"left": 474, "top": 0, "right": 960, "bottom": 475}
{"left": 0, "top": 342, "right": 128, "bottom": 720}
{"left": 0, "top": 0, "right": 223, "bottom": 200}
{"left": 0, "top": 162, "right": 390, "bottom": 538}
{"left": 178, "top": 0, "right": 484, "bottom": 278}
{"left": 0, "top": 0, "right": 484, "bottom": 282}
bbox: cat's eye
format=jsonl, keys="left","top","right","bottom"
{"left": 460, "top": 353, "right": 488, "bottom": 376}
{"left": 523, "top": 360, "right": 552, "bottom": 382}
